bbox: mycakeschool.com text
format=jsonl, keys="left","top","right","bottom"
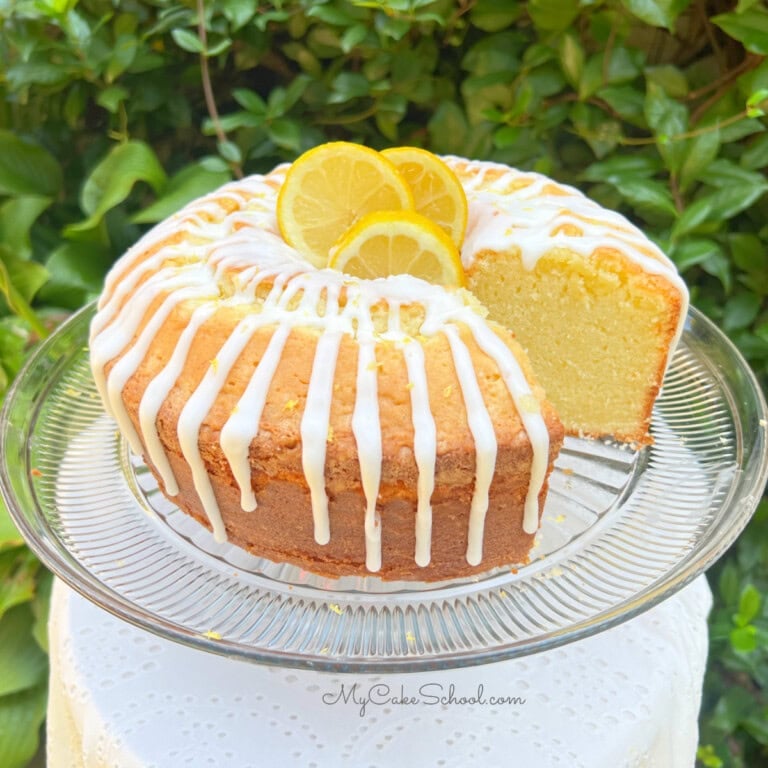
{"left": 321, "top": 682, "right": 527, "bottom": 718}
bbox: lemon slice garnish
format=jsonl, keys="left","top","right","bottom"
{"left": 328, "top": 209, "right": 465, "bottom": 287}
{"left": 381, "top": 146, "right": 468, "bottom": 249}
{"left": 277, "top": 141, "right": 414, "bottom": 268}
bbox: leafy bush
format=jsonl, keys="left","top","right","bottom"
{"left": 0, "top": 1, "right": 766, "bottom": 765}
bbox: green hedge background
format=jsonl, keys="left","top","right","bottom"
{"left": 1, "top": 1, "right": 767, "bottom": 765}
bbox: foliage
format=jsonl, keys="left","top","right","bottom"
{"left": 0, "top": 0, "right": 766, "bottom": 765}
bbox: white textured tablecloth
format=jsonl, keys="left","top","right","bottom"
{"left": 48, "top": 577, "right": 712, "bottom": 768}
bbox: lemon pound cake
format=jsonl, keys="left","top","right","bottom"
{"left": 89, "top": 155, "right": 565, "bottom": 582}
{"left": 89, "top": 145, "right": 688, "bottom": 581}
{"left": 448, "top": 158, "right": 689, "bottom": 445}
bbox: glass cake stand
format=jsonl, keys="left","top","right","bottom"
{"left": 1, "top": 303, "right": 766, "bottom": 672}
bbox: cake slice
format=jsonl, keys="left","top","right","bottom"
{"left": 450, "top": 158, "right": 688, "bottom": 445}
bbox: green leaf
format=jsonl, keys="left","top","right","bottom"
{"left": 0, "top": 248, "right": 49, "bottom": 326}
{"left": 5, "top": 61, "right": 71, "bottom": 90}
{"left": 724, "top": 293, "right": 762, "bottom": 331}
{"left": 670, "top": 238, "right": 722, "bottom": 271}
{"left": 712, "top": 8, "right": 768, "bottom": 55}
{"left": 730, "top": 233, "right": 767, "bottom": 275}
{"left": 596, "top": 84, "right": 646, "bottom": 123}
{"left": 0, "top": 316, "right": 31, "bottom": 405}
{"left": 42, "top": 241, "right": 113, "bottom": 295}
{"left": 644, "top": 83, "right": 688, "bottom": 174}
{"left": 703, "top": 158, "right": 768, "bottom": 190}
{"left": 604, "top": 46, "right": 644, "bottom": 85}
{"left": 671, "top": 186, "right": 761, "bottom": 240}
{"left": 217, "top": 139, "right": 242, "bottom": 165}
{"left": 280, "top": 74, "right": 312, "bottom": 115}
{"left": 0, "top": 605, "right": 47, "bottom": 697}
{"left": 718, "top": 561, "right": 741, "bottom": 604}
{"left": 428, "top": 101, "right": 469, "bottom": 154}
{"left": 741, "top": 132, "right": 768, "bottom": 170}
{"left": 233, "top": 88, "right": 267, "bottom": 116}
{"left": 221, "top": 0, "right": 258, "bottom": 32}
{"left": 96, "top": 84, "right": 129, "bottom": 114}
{"left": 0, "top": 681, "right": 47, "bottom": 768}
{"left": 558, "top": 33, "right": 584, "bottom": 88}
{"left": 645, "top": 65, "right": 689, "bottom": 98}
{"left": 30, "top": 570, "right": 52, "bottom": 654}
{"left": 679, "top": 127, "right": 721, "bottom": 192}
{"left": 612, "top": 177, "right": 678, "bottom": 218}
{"left": 106, "top": 33, "right": 138, "bottom": 83}
{"left": 0, "top": 548, "right": 39, "bottom": 622}
{"left": 711, "top": 686, "right": 760, "bottom": 733}
{"left": 67, "top": 141, "right": 167, "bottom": 234}
{"left": 340, "top": 23, "right": 368, "bottom": 54}
{"left": 621, "top": 0, "right": 690, "bottom": 31}
{"left": 583, "top": 154, "right": 663, "bottom": 183}
{"left": 0, "top": 197, "right": 52, "bottom": 258}
{"left": 206, "top": 38, "right": 233, "bottom": 58}
{"left": 0, "top": 497, "right": 24, "bottom": 551}
{"left": 171, "top": 27, "right": 205, "bottom": 54}
{"left": 701, "top": 251, "right": 732, "bottom": 292}
{"left": 306, "top": 3, "right": 358, "bottom": 25}
{"left": 470, "top": 0, "right": 523, "bottom": 32}
{"left": 132, "top": 163, "right": 232, "bottom": 224}
{"left": 746, "top": 88, "right": 768, "bottom": 118}
{"left": 268, "top": 118, "right": 304, "bottom": 152}
{"left": 221, "top": 0, "right": 258, "bottom": 30}
{"left": 570, "top": 102, "right": 621, "bottom": 158}
{"left": 729, "top": 624, "right": 758, "bottom": 653}
{"left": 528, "top": 0, "right": 579, "bottom": 32}
{"left": 696, "top": 744, "right": 724, "bottom": 768}
{"left": 734, "top": 583, "right": 762, "bottom": 626}
{"left": 328, "top": 71, "right": 371, "bottom": 104}
{"left": 374, "top": 13, "right": 411, "bottom": 42}
{"left": 0, "top": 132, "right": 62, "bottom": 198}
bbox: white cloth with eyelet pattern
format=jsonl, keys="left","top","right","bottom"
{"left": 47, "top": 577, "right": 712, "bottom": 768}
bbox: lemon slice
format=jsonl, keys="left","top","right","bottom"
{"left": 328, "top": 210, "right": 466, "bottom": 287}
{"left": 381, "top": 146, "right": 468, "bottom": 248}
{"left": 277, "top": 142, "right": 414, "bottom": 268}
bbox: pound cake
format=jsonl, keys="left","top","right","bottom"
{"left": 89, "top": 147, "right": 687, "bottom": 581}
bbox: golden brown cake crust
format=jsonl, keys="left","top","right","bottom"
{"left": 117, "top": 310, "right": 563, "bottom": 581}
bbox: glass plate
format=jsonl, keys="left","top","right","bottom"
{"left": 1, "top": 304, "right": 766, "bottom": 672}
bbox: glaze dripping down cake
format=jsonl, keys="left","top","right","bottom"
{"left": 89, "top": 152, "right": 687, "bottom": 581}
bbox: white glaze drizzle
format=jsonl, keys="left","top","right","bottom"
{"left": 401, "top": 339, "right": 436, "bottom": 567}
{"left": 90, "top": 157, "right": 687, "bottom": 572}
{"left": 442, "top": 325, "right": 498, "bottom": 567}
{"left": 219, "top": 323, "right": 291, "bottom": 511}
{"left": 139, "top": 301, "right": 218, "bottom": 495}
{"left": 350, "top": 298, "right": 383, "bottom": 572}
{"left": 386, "top": 303, "right": 437, "bottom": 568}
{"left": 462, "top": 315, "right": 550, "bottom": 534}
{"left": 106, "top": 283, "right": 213, "bottom": 455}
{"left": 300, "top": 329, "right": 342, "bottom": 546}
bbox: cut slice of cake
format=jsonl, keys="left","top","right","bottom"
{"left": 449, "top": 158, "right": 688, "bottom": 445}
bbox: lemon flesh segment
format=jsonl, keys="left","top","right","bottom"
{"left": 380, "top": 146, "right": 468, "bottom": 249}
{"left": 328, "top": 210, "right": 466, "bottom": 287}
{"left": 277, "top": 142, "right": 414, "bottom": 268}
